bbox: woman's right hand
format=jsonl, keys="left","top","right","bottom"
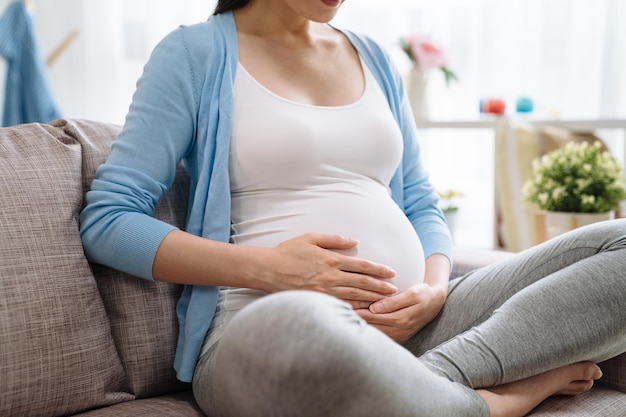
{"left": 256, "top": 233, "right": 398, "bottom": 309}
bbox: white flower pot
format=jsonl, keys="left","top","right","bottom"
{"left": 408, "top": 66, "right": 429, "bottom": 121}
{"left": 544, "top": 210, "right": 615, "bottom": 240}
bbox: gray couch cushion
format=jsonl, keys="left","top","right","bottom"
{"left": 0, "top": 121, "right": 131, "bottom": 417}
{"left": 71, "top": 392, "right": 204, "bottom": 417}
{"left": 60, "top": 119, "right": 191, "bottom": 398}
{"left": 529, "top": 387, "right": 626, "bottom": 416}
{"left": 599, "top": 353, "right": 626, "bottom": 394}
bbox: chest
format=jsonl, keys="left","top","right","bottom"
{"left": 229, "top": 62, "right": 403, "bottom": 191}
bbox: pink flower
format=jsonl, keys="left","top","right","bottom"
{"left": 400, "top": 34, "right": 457, "bottom": 84}
{"left": 405, "top": 34, "right": 449, "bottom": 70}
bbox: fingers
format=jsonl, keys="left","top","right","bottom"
{"left": 271, "top": 233, "right": 397, "bottom": 300}
{"left": 301, "top": 233, "right": 399, "bottom": 298}
{"left": 305, "top": 233, "right": 396, "bottom": 279}
{"left": 340, "top": 255, "right": 397, "bottom": 279}
{"left": 306, "top": 233, "right": 360, "bottom": 250}
{"left": 353, "top": 311, "right": 411, "bottom": 344}
{"left": 346, "top": 300, "right": 374, "bottom": 310}
{"left": 368, "top": 284, "right": 427, "bottom": 314}
{"left": 368, "top": 293, "right": 403, "bottom": 314}
{"left": 332, "top": 280, "right": 397, "bottom": 304}
{"left": 357, "top": 306, "right": 406, "bottom": 327}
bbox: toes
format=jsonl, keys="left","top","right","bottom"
{"left": 590, "top": 364, "right": 603, "bottom": 380}
{"left": 581, "top": 362, "right": 603, "bottom": 380}
{"left": 573, "top": 361, "right": 602, "bottom": 381}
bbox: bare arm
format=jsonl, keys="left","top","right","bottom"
{"left": 422, "top": 253, "right": 450, "bottom": 301}
{"left": 152, "top": 230, "right": 399, "bottom": 304}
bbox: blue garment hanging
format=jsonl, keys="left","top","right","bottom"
{"left": 0, "top": 1, "right": 61, "bottom": 126}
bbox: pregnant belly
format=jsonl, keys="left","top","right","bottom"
{"left": 231, "top": 190, "right": 426, "bottom": 292}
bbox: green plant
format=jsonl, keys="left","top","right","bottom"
{"left": 437, "top": 189, "right": 463, "bottom": 213}
{"left": 522, "top": 141, "right": 626, "bottom": 213}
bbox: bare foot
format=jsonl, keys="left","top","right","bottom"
{"left": 477, "top": 361, "right": 602, "bottom": 417}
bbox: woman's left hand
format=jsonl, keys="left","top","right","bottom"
{"left": 355, "top": 282, "right": 446, "bottom": 344}
{"left": 355, "top": 253, "right": 451, "bottom": 344}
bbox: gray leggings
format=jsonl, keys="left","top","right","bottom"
{"left": 193, "top": 219, "right": 626, "bottom": 417}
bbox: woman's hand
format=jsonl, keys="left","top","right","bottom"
{"left": 153, "top": 230, "right": 396, "bottom": 307}
{"left": 355, "top": 283, "right": 446, "bottom": 343}
{"left": 356, "top": 254, "right": 450, "bottom": 344}
{"left": 258, "top": 233, "right": 398, "bottom": 308}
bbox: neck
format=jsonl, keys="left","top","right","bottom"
{"left": 233, "top": 0, "right": 338, "bottom": 41}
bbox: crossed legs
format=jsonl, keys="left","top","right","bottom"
{"left": 193, "top": 220, "right": 626, "bottom": 416}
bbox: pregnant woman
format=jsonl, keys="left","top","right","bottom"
{"left": 80, "top": 0, "right": 626, "bottom": 416}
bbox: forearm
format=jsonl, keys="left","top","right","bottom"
{"left": 423, "top": 253, "right": 450, "bottom": 305}
{"left": 152, "top": 230, "right": 398, "bottom": 301}
{"left": 152, "top": 229, "right": 266, "bottom": 289}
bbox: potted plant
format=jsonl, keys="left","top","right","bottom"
{"left": 522, "top": 140, "right": 626, "bottom": 239}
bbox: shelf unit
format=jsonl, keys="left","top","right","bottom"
{"left": 414, "top": 116, "right": 626, "bottom": 249}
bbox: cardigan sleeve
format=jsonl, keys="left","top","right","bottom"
{"left": 80, "top": 27, "right": 200, "bottom": 280}
{"left": 396, "top": 95, "right": 454, "bottom": 263}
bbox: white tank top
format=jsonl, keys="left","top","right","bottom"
{"left": 201, "top": 60, "right": 426, "bottom": 355}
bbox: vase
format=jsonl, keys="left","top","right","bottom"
{"left": 407, "top": 66, "right": 429, "bottom": 121}
{"left": 544, "top": 210, "right": 615, "bottom": 240}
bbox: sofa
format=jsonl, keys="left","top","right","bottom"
{"left": 0, "top": 119, "right": 624, "bottom": 416}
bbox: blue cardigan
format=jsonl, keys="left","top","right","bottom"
{"left": 80, "top": 11, "right": 452, "bottom": 383}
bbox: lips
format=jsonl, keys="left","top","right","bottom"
{"left": 321, "top": 0, "right": 341, "bottom": 7}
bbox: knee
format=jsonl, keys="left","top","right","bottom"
{"left": 587, "top": 219, "right": 626, "bottom": 252}
{"left": 217, "top": 290, "right": 363, "bottom": 358}
{"left": 602, "top": 218, "right": 626, "bottom": 248}
{"left": 559, "top": 218, "right": 626, "bottom": 250}
{"left": 235, "top": 290, "right": 359, "bottom": 332}
{"left": 208, "top": 291, "right": 367, "bottom": 416}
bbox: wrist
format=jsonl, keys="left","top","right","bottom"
{"left": 237, "top": 245, "right": 278, "bottom": 292}
{"left": 431, "top": 283, "right": 447, "bottom": 305}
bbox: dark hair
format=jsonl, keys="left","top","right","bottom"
{"left": 214, "top": 0, "right": 252, "bottom": 15}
